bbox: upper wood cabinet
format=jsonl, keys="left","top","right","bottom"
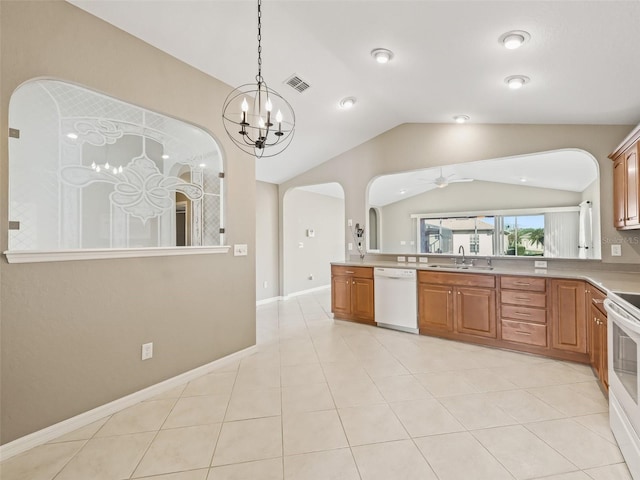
{"left": 609, "top": 124, "right": 640, "bottom": 230}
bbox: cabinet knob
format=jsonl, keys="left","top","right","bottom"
{"left": 457, "top": 291, "right": 461, "bottom": 295}
{"left": 352, "top": 281, "right": 355, "bottom": 285}
{"left": 448, "top": 291, "right": 452, "bottom": 294}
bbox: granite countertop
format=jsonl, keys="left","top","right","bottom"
{"left": 331, "top": 260, "right": 640, "bottom": 295}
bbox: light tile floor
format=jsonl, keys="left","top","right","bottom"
{"left": 0, "top": 290, "right": 633, "bottom": 480}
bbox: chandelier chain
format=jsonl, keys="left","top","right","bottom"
{"left": 256, "top": 0, "right": 263, "bottom": 83}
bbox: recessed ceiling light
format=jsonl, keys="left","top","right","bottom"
{"left": 199, "top": 163, "right": 206, "bottom": 168}
{"left": 499, "top": 30, "right": 531, "bottom": 50}
{"left": 161, "top": 154, "right": 170, "bottom": 159}
{"left": 339, "top": 97, "right": 357, "bottom": 109}
{"left": 66, "top": 133, "right": 78, "bottom": 139}
{"left": 505, "top": 75, "right": 530, "bottom": 90}
{"left": 371, "top": 48, "right": 394, "bottom": 64}
{"left": 520, "top": 177, "right": 527, "bottom": 182}
{"left": 453, "top": 115, "right": 470, "bottom": 124}
{"left": 399, "top": 189, "right": 406, "bottom": 195}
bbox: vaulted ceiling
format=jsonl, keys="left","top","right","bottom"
{"left": 70, "top": 1, "right": 640, "bottom": 184}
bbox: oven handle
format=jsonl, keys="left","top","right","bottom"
{"left": 604, "top": 298, "right": 640, "bottom": 335}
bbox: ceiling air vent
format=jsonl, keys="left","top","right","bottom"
{"left": 284, "top": 74, "right": 310, "bottom": 93}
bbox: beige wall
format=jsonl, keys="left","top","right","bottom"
{"left": 379, "top": 180, "right": 583, "bottom": 254}
{"left": 282, "top": 189, "right": 345, "bottom": 295}
{"left": 281, "top": 123, "right": 640, "bottom": 265}
{"left": 0, "top": 1, "right": 256, "bottom": 444}
{"left": 256, "top": 181, "right": 280, "bottom": 301}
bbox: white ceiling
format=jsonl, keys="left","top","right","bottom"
{"left": 69, "top": 0, "right": 640, "bottom": 184}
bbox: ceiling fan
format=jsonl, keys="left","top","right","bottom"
{"left": 422, "top": 168, "right": 474, "bottom": 189}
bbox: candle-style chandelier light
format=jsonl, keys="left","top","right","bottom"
{"left": 222, "top": 0, "right": 295, "bottom": 158}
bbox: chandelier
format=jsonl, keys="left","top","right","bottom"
{"left": 222, "top": 0, "right": 295, "bottom": 158}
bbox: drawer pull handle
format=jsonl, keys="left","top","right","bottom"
{"left": 345, "top": 271, "right": 355, "bottom": 274}
{"left": 592, "top": 299, "right": 605, "bottom": 305}
{"left": 515, "top": 330, "right": 532, "bottom": 335}
{"left": 514, "top": 311, "right": 531, "bottom": 316}
{"left": 514, "top": 282, "right": 531, "bottom": 286}
{"left": 514, "top": 297, "right": 531, "bottom": 301}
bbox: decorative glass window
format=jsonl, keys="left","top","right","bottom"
{"left": 7, "top": 79, "right": 224, "bottom": 259}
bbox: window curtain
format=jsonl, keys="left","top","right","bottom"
{"left": 544, "top": 211, "right": 579, "bottom": 258}
{"left": 578, "top": 201, "right": 593, "bottom": 259}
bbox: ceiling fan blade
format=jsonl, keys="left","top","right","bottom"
{"left": 449, "top": 178, "right": 474, "bottom": 183}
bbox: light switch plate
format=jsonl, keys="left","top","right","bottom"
{"left": 234, "top": 244, "right": 248, "bottom": 256}
{"left": 408, "top": 257, "right": 417, "bottom": 263}
{"left": 419, "top": 257, "right": 429, "bottom": 263}
{"left": 397, "top": 256, "right": 406, "bottom": 263}
{"left": 534, "top": 260, "right": 547, "bottom": 268}
{"left": 348, "top": 243, "right": 353, "bottom": 251}
{"left": 611, "top": 244, "right": 622, "bottom": 256}
{"left": 141, "top": 342, "right": 153, "bottom": 360}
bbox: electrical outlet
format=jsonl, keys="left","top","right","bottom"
{"left": 141, "top": 342, "right": 153, "bottom": 360}
{"left": 419, "top": 257, "right": 429, "bottom": 263}
{"left": 408, "top": 257, "right": 417, "bottom": 263}
{"left": 233, "top": 244, "right": 248, "bottom": 256}
{"left": 263, "top": 281, "right": 268, "bottom": 289}
{"left": 534, "top": 260, "right": 547, "bottom": 268}
{"left": 611, "top": 244, "right": 622, "bottom": 256}
{"left": 397, "top": 256, "right": 406, "bottom": 262}
{"left": 400, "top": 240, "right": 406, "bottom": 245}
{"left": 309, "top": 274, "right": 314, "bottom": 280}
{"left": 298, "top": 242, "right": 304, "bottom": 248}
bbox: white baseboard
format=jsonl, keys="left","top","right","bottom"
{"left": 256, "top": 285, "right": 330, "bottom": 305}
{"left": 284, "top": 284, "right": 330, "bottom": 298}
{"left": 0, "top": 345, "right": 256, "bottom": 462}
{"left": 256, "top": 296, "right": 283, "bottom": 306}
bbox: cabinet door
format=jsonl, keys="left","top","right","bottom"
{"left": 331, "top": 275, "right": 352, "bottom": 316}
{"left": 613, "top": 156, "right": 626, "bottom": 228}
{"left": 418, "top": 284, "right": 454, "bottom": 333}
{"left": 551, "top": 279, "right": 587, "bottom": 353}
{"left": 625, "top": 145, "right": 639, "bottom": 226}
{"left": 352, "top": 277, "right": 374, "bottom": 321}
{"left": 455, "top": 287, "right": 497, "bottom": 338}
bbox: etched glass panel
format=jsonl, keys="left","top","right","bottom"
{"left": 8, "top": 79, "right": 224, "bottom": 251}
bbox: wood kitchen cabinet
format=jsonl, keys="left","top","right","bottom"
{"left": 418, "top": 271, "right": 496, "bottom": 339}
{"left": 331, "top": 265, "right": 374, "bottom": 324}
{"left": 587, "top": 285, "right": 608, "bottom": 391}
{"left": 500, "top": 275, "right": 548, "bottom": 348}
{"left": 609, "top": 124, "right": 640, "bottom": 230}
{"left": 550, "top": 279, "right": 587, "bottom": 355}
{"left": 418, "top": 283, "right": 454, "bottom": 333}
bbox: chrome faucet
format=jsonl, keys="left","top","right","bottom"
{"left": 458, "top": 245, "right": 466, "bottom": 264}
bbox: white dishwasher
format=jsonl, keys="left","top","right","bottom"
{"left": 374, "top": 268, "right": 418, "bottom": 334}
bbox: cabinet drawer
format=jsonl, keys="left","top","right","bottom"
{"left": 502, "top": 320, "right": 547, "bottom": 347}
{"left": 500, "top": 276, "right": 546, "bottom": 292}
{"left": 331, "top": 265, "right": 373, "bottom": 279}
{"left": 418, "top": 271, "right": 495, "bottom": 288}
{"left": 590, "top": 285, "right": 607, "bottom": 316}
{"left": 501, "top": 305, "right": 547, "bottom": 324}
{"left": 501, "top": 290, "right": 546, "bottom": 308}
